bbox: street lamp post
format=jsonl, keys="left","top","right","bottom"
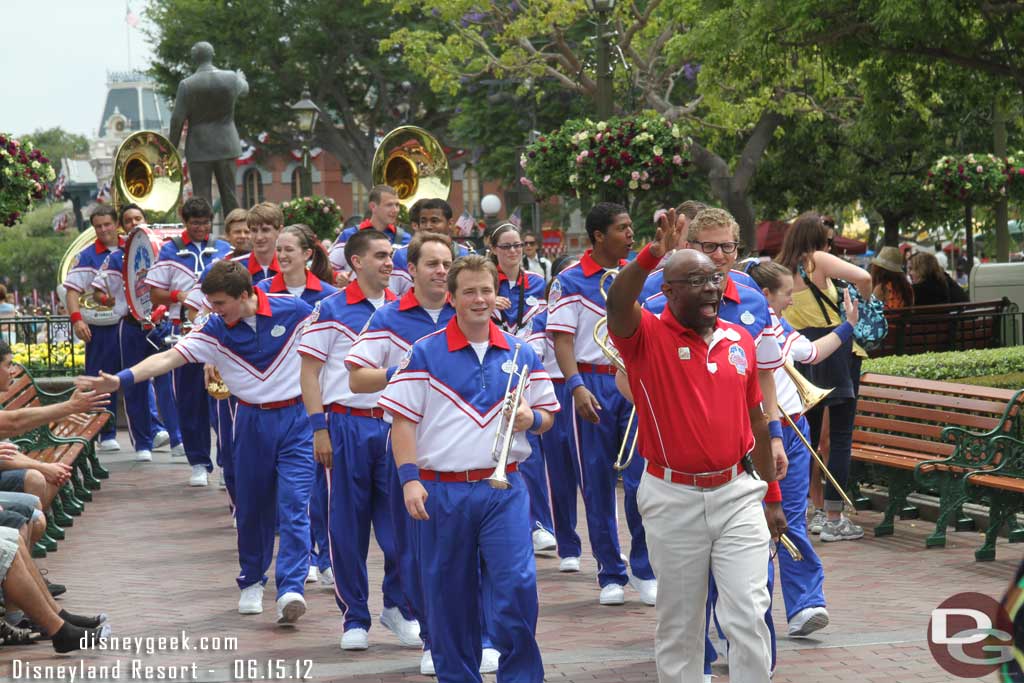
{"left": 585, "top": 0, "right": 616, "bottom": 121}
{"left": 290, "top": 87, "right": 321, "bottom": 197}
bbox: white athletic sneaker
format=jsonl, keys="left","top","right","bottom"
{"left": 319, "top": 567, "right": 335, "bottom": 586}
{"left": 628, "top": 575, "right": 657, "bottom": 606}
{"left": 306, "top": 566, "right": 319, "bottom": 583}
{"left": 420, "top": 650, "right": 435, "bottom": 676}
{"left": 238, "top": 584, "right": 264, "bottom": 614}
{"left": 276, "top": 592, "right": 306, "bottom": 625}
{"left": 532, "top": 528, "right": 556, "bottom": 553}
{"left": 380, "top": 606, "right": 421, "bottom": 647}
{"left": 134, "top": 449, "right": 152, "bottom": 462}
{"left": 480, "top": 648, "right": 500, "bottom": 674}
{"left": 559, "top": 556, "right": 581, "bottom": 573}
{"left": 340, "top": 627, "right": 369, "bottom": 650}
{"left": 820, "top": 517, "right": 864, "bottom": 542}
{"left": 808, "top": 509, "right": 827, "bottom": 535}
{"left": 599, "top": 584, "right": 625, "bottom": 606}
{"left": 788, "top": 606, "right": 829, "bottom": 637}
{"left": 98, "top": 438, "right": 120, "bottom": 452}
{"left": 169, "top": 444, "right": 186, "bottom": 458}
{"left": 152, "top": 430, "right": 170, "bottom": 449}
{"left": 189, "top": 465, "right": 208, "bottom": 487}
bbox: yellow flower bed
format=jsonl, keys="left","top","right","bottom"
{"left": 10, "top": 342, "right": 85, "bottom": 371}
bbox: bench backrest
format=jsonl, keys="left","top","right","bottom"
{"left": 854, "top": 373, "right": 1023, "bottom": 459}
{"left": 873, "top": 299, "right": 1011, "bottom": 358}
{"left": 0, "top": 364, "right": 39, "bottom": 412}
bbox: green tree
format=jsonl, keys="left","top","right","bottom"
{"left": 19, "top": 128, "right": 88, "bottom": 180}
{"left": 0, "top": 204, "right": 77, "bottom": 294}
{"left": 146, "top": 0, "right": 452, "bottom": 188}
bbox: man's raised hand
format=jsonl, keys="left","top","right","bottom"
{"left": 649, "top": 208, "right": 679, "bottom": 260}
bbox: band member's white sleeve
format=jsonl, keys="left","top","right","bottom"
{"left": 173, "top": 330, "right": 218, "bottom": 365}
{"left": 378, "top": 351, "right": 427, "bottom": 423}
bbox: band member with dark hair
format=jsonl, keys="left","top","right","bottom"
{"left": 299, "top": 229, "right": 419, "bottom": 650}
{"left": 381, "top": 254, "right": 558, "bottom": 683}
{"left": 605, "top": 211, "right": 785, "bottom": 683}
{"left": 62, "top": 204, "right": 124, "bottom": 452}
{"left": 145, "top": 196, "right": 231, "bottom": 486}
{"left": 547, "top": 202, "right": 656, "bottom": 606}
{"left": 329, "top": 184, "right": 408, "bottom": 276}
{"left": 390, "top": 199, "right": 469, "bottom": 297}
{"left": 78, "top": 259, "right": 316, "bottom": 626}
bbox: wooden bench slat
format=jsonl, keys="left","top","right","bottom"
{"left": 860, "top": 373, "right": 1019, "bottom": 402}
{"left": 858, "top": 385, "right": 1011, "bottom": 414}
{"left": 854, "top": 415, "right": 947, "bottom": 439}
{"left": 968, "top": 474, "right": 1024, "bottom": 492}
{"left": 855, "top": 400, "right": 1004, "bottom": 431}
{"left": 852, "top": 430, "right": 953, "bottom": 456}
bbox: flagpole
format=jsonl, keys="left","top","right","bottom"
{"left": 125, "top": 1, "right": 132, "bottom": 69}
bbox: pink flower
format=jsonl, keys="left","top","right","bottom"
{"left": 322, "top": 207, "right": 330, "bottom": 214}
{"left": 631, "top": 171, "right": 640, "bottom": 180}
{"left": 520, "top": 177, "right": 537, "bottom": 193}
{"left": 603, "top": 175, "right": 611, "bottom": 182}
{"left": 641, "top": 183, "right": 650, "bottom": 190}
{"left": 596, "top": 133, "right": 603, "bottom": 142}
{"left": 977, "top": 165, "right": 984, "bottom": 173}
{"left": 672, "top": 155, "right": 683, "bottom": 165}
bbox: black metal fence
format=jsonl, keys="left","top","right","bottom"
{"left": 0, "top": 316, "right": 83, "bottom": 377}
{"left": 871, "top": 298, "right": 1024, "bottom": 358}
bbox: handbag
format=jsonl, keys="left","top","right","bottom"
{"left": 797, "top": 264, "right": 888, "bottom": 351}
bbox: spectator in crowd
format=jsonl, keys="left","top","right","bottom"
{"left": 909, "top": 252, "right": 969, "bottom": 305}
{"left": 522, "top": 232, "right": 552, "bottom": 281}
{"left": 0, "top": 286, "right": 16, "bottom": 319}
{"left": 869, "top": 246, "right": 913, "bottom": 309}
{"left": 776, "top": 211, "right": 871, "bottom": 543}
{"left": 822, "top": 216, "right": 837, "bottom": 253}
{"left": 224, "top": 208, "right": 253, "bottom": 257}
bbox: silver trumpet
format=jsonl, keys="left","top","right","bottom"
{"left": 488, "top": 344, "right": 530, "bottom": 490}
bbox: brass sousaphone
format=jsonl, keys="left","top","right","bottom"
{"left": 371, "top": 126, "right": 451, "bottom": 209}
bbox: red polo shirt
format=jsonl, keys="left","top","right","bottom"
{"left": 610, "top": 307, "right": 762, "bottom": 473}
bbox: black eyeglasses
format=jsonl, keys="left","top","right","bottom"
{"left": 524, "top": 241, "right": 537, "bottom": 247}
{"left": 692, "top": 240, "right": 739, "bottom": 255}
{"left": 665, "top": 272, "right": 726, "bottom": 289}
{"left": 495, "top": 242, "right": 524, "bottom": 251}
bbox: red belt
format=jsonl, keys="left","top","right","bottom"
{"left": 237, "top": 396, "right": 302, "bottom": 410}
{"left": 577, "top": 363, "right": 616, "bottom": 375}
{"left": 782, "top": 413, "right": 803, "bottom": 428}
{"left": 551, "top": 377, "right": 565, "bottom": 384}
{"left": 419, "top": 462, "right": 518, "bottom": 483}
{"left": 646, "top": 461, "right": 743, "bottom": 489}
{"left": 327, "top": 404, "right": 384, "bottom": 419}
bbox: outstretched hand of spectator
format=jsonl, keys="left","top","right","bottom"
{"left": 67, "top": 388, "right": 110, "bottom": 414}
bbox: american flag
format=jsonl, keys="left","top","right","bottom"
{"left": 52, "top": 212, "right": 69, "bottom": 233}
{"left": 54, "top": 172, "right": 66, "bottom": 198}
{"left": 454, "top": 210, "right": 475, "bottom": 237}
{"left": 96, "top": 181, "right": 112, "bottom": 204}
{"left": 125, "top": 3, "right": 140, "bottom": 28}
{"left": 507, "top": 207, "right": 522, "bottom": 228}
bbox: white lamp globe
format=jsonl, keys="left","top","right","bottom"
{"left": 481, "top": 194, "right": 502, "bottom": 215}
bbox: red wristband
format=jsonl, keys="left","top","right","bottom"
{"left": 169, "top": 290, "right": 182, "bottom": 303}
{"left": 70, "top": 311, "right": 83, "bottom": 324}
{"left": 764, "top": 480, "right": 782, "bottom": 504}
{"left": 636, "top": 243, "right": 661, "bottom": 271}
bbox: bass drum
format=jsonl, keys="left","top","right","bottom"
{"left": 123, "top": 225, "right": 180, "bottom": 323}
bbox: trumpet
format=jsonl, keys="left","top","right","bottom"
{"left": 592, "top": 269, "right": 638, "bottom": 471}
{"left": 488, "top": 344, "right": 530, "bottom": 490}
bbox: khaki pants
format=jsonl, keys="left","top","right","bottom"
{"left": 637, "top": 468, "right": 772, "bottom": 683}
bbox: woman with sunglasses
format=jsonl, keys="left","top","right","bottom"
{"left": 522, "top": 233, "right": 552, "bottom": 281}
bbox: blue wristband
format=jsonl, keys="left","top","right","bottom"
{"left": 529, "top": 409, "right": 543, "bottom": 433}
{"left": 116, "top": 369, "right": 135, "bottom": 390}
{"left": 768, "top": 420, "right": 783, "bottom": 440}
{"left": 397, "top": 462, "right": 420, "bottom": 486}
{"left": 386, "top": 366, "right": 398, "bottom": 382}
{"left": 834, "top": 321, "right": 854, "bottom": 344}
{"left": 565, "top": 374, "right": 585, "bottom": 393}
{"left": 308, "top": 412, "right": 327, "bottom": 433}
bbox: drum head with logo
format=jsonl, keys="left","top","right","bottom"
{"left": 123, "top": 226, "right": 178, "bottom": 322}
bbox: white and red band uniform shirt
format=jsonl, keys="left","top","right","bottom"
{"left": 145, "top": 231, "right": 231, "bottom": 320}
{"left": 379, "top": 318, "right": 560, "bottom": 471}
{"left": 184, "top": 253, "right": 280, "bottom": 312}
{"left": 172, "top": 289, "right": 312, "bottom": 405}
{"left": 329, "top": 220, "right": 410, "bottom": 275}
{"left": 298, "top": 281, "right": 396, "bottom": 408}
{"left": 64, "top": 239, "right": 127, "bottom": 326}
{"left": 345, "top": 289, "right": 455, "bottom": 374}
{"left": 493, "top": 268, "right": 546, "bottom": 339}
{"left": 774, "top": 316, "right": 818, "bottom": 417}
{"left": 90, "top": 247, "right": 130, "bottom": 319}
{"left": 609, "top": 308, "right": 762, "bottom": 473}
{"left": 389, "top": 242, "right": 472, "bottom": 298}
{"left": 256, "top": 270, "right": 338, "bottom": 307}
{"left": 545, "top": 250, "right": 628, "bottom": 365}
{"left": 525, "top": 310, "right": 562, "bottom": 379}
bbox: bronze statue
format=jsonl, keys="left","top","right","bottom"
{"left": 169, "top": 41, "right": 249, "bottom": 216}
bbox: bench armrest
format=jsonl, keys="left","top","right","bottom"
{"left": 964, "top": 435, "right": 1024, "bottom": 483}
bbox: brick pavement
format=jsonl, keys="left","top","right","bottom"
{"left": 2, "top": 433, "right": 1020, "bottom": 682}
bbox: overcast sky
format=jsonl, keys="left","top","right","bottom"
{"left": 1, "top": 0, "right": 156, "bottom": 139}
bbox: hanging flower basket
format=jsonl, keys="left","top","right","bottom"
{"left": 0, "top": 134, "right": 55, "bottom": 227}
{"left": 924, "top": 153, "right": 1011, "bottom": 205}
{"left": 280, "top": 195, "right": 344, "bottom": 241}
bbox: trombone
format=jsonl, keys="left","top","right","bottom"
{"left": 488, "top": 344, "right": 530, "bottom": 490}
{"left": 592, "top": 269, "right": 638, "bottom": 471}
{"left": 778, "top": 358, "right": 857, "bottom": 513}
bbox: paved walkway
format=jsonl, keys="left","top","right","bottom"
{"left": 3, "top": 434, "right": 1020, "bottom": 682}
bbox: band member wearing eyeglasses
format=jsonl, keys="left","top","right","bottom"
{"left": 547, "top": 202, "right": 656, "bottom": 607}
{"left": 145, "top": 197, "right": 232, "bottom": 487}
{"left": 381, "top": 254, "right": 558, "bottom": 683}
{"left": 605, "top": 211, "right": 786, "bottom": 683}
{"left": 390, "top": 199, "right": 471, "bottom": 297}
{"left": 522, "top": 232, "right": 552, "bottom": 281}
{"left": 78, "top": 260, "right": 316, "bottom": 626}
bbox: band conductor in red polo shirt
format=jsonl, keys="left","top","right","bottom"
{"left": 605, "top": 210, "right": 787, "bottom": 683}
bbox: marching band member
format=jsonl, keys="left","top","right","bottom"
{"left": 380, "top": 254, "right": 558, "bottom": 683}
{"left": 526, "top": 257, "right": 583, "bottom": 570}
{"left": 346, "top": 231, "right": 460, "bottom": 675}
{"left": 488, "top": 223, "right": 554, "bottom": 552}
{"left": 78, "top": 260, "right": 316, "bottom": 625}
{"left": 547, "top": 202, "right": 656, "bottom": 606}
{"left": 390, "top": 198, "right": 469, "bottom": 297}
{"left": 222, "top": 208, "right": 253, "bottom": 256}
{"left": 605, "top": 211, "right": 785, "bottom": 683}
{"left": 257, "top": 223, "right": 337, "bottom": 584}
{"left": 299, "top": 229, "right": 419, "bottom": 651}
{"left": 145, "top": 197, "right": 231, "bottom": 486}
{"left": 329, "top": 184, "right": 409, "bottom": 278}
{"left": 62, "top": 205, "right": 125, "bottom": 452}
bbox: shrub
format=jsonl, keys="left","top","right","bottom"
{"left": 863, "top": 346, "right": 1024, "bottom": 383}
